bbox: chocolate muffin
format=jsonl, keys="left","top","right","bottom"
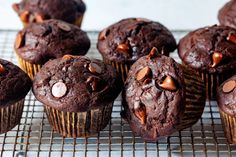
{"left": 218, "top": 0, "right": 236, "bottom": 29}
{"left": 12, "top": 0, "right": 86, "bottom": 27}
{"left": 217, "top": 75, "right": 236, "bottom": 144}
{"left": 97, "top": 18, "right": 177, "bottom": 82}
{"left": 33, "top": 55, "right": 122, "bottom": 137}
{"left": 15, "top": 19, "right": 90, "bottom": 79}
{"left": 122, "top": 49, "right": 205, "bottom": 142}
{"left": 0, "top": 59, "right": 31, "bottom": 134}
{"left": 178, "top": 25, "right": 236, "bottom": 99}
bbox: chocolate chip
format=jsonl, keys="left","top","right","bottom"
{"left": 143, "top": 78, "right": 152, "bottom": 85}
{"left": 62, "top": 54, "right": 74, "bottom": 60}
{"left": 134, "top": 103, "right": 146, "bottom": 125}
{"left": 148, "top": 47, "right": 158, "bottom": 59}
{"left": 15, "top": 32, "right": 24, "bottom": 48}
{"left": 86, "top": 76, "right": 100, "bottom": 92}
{"left": 58, "top": 22, "right": 71, "bottom": 32}
{"left": 116, "top": 43, "right": 130, "bottom": 56}
{"left": 20, "top": 11, "right": 29, "bottom": 23}
{"left": 0, "top": 64, "right": 5, "bottom": 73}
{"left": 210, "top": 51, "right": 223, "bottom": 68}
{"left": 223, "top": 80, "right": 236, "bottom": 93}
{"left": 35, "top": 14, "right": 44, "bottom": 23}
{"left": 227, "top": 33, "right": 236, "bottom": 44}
{"left": 136, "top": 66, "right": 151, "bottom": 82}
{"left": 159, "top": 75, "right": 177, "bottom": 91}
{"left": 51, "top": 81, "right": 67, "bottom": 98}
{"left": 88, "top": 63, "right": 102, "bottom": 74}
{"left": 12, "top": 3, "right": 19, "bottom": 12}
{"left": 99, "top": 29, "right": 107, "bottom": 40}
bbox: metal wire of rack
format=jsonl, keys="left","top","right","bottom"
{"left": 0, "top": 30, "right": 235, "bottom": 157}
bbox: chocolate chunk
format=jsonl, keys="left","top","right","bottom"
{"left": 15, "top": 32, "right": 24, "bottom": 48}
{"left": 88, "top": 63, "right": 102, "bottom": 74}
{"left": 159, "top": 75, "right": 177, "bottom": 91}
{"left": 222, "top": 80, "right": 236, "bottom": 93}
{"left": 227, "top": 33, "right": 236, "bottom": 44}
{"left": 35, "top": 14, "right": 44, "bottom": 23}
{"left": 0, "top": 64, "right": 5, "bottom": 73}
{"left": 86, "top": 76, "right": 99, "bottom": 92}
{"left": 12, "top": 3, "right": 19, "bottom": 12}
{"left": 136, "top": 66, "right": 151, "bottom": 82}
{"left": 20, "top": 11, "right": 29, "bottom": 23}
{"left": 116, "top": 43, "right": 130, "bottom": 56}
{"left": 51, "top": 81, "right": 67, "bottom": 98}
{"left": 134, "top": 103, "right": 146, "bottom": 125}
{"left": 148, "top": 47, "right": 158, "bottom": 59}
{"left": 62, "top": 54, "right": 74, "bottom": 60}
{"left": 57, "top": 22, "right": 71, "bottom": 32}
{"left": 210, "top": 51, "right": 223, "bottom": 68}
{"left": 99, "top": 29, "right": 107, "bottom": 40}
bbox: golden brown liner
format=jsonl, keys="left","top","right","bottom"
{"left": 0, "top": 99, "right": 24, "bottom": 134}
{"left": 219, "top": 109, "right": 236, "bottom": 144}
{"left": 176, "top": 66, "right": 206, "bottom": 131}
{"left": 44, "top": 102, "right": 113, "bottom": 137}
{"left": 16, "top": 54, "right": 42, "bottom": 80}
{"left": 103, "top": 58, "right": 132, "bottom": 83}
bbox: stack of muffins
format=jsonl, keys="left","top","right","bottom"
{"left": 0, "top": 0, "right": 235, "bottom": 144}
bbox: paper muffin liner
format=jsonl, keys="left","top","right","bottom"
{"left": 103, "top": 57, "right": 132, "bottom": 83}
{"left": 74, "top": 15, "right": 84, "bottom": 28}
{"left": 219, "top": 109, "right": 236, "bottom": 144}
{"left": 176, "top": 66, "right": 206, "bottom": 131}
{"left": 44, "top": 102, "right": 113, "bottom": 137}
{"left": 16, "top": 54, "right": 42, "bottom": 80}
{"left": 0, "top": 99, "right": 24, "bottom": 134}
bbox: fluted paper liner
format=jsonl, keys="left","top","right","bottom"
{"left": 176, "top": 66, "right": 206, "bottom": 131}
{"left": 45, "top": 102, "right": 113, "bottom": 137}
{"left": 103, "top": 58, "right": 132, "bottom": 83}
{"left": 0, "top": 99, "right": 24, "bottom": 134}
{"left": 219, "top": 109, "right": 236, "bottom": 144}
{"left": 16, "top": 54, "right": 42, "bottom": 80}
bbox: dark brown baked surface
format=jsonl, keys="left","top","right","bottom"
{"left": 178, "top": 25, "right": 236, "bottom": 73}
{"left": 217, "top": 75, "right": 236, "bottom": 117}
{"left": 33, "top": 55, "right": 122, "bottom": 112}
{"left": 15, "top": 19, "right": 90, "bottom": 64}
{"left": 0, "top": 59, "right": 31, "bottom": 106}
{"left": 122, "top": 53, "right": 185, "bottom": 142}
{"left": 218, "top": 0, "right": 236, "bottom": 29}
{"left": 13, "top": 0, "right": 86, "bottom": 24}
{"left": 97, "top": 18, "right": 177, "bottom": 63}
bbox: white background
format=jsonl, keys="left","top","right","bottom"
{"left": 0, "top": 0, "right": 229, "bottom": 31}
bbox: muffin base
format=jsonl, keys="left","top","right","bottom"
{"left": 44, "top": 102, "right": 113, "bottom": 137}
{"left": 0, "top": 99, "right": 24, "bottom": 134}
{"left": 176, "top": 66, "right": 206, "bottom": 131}
{"left": 219, "top": 109, "right": 236, "bottom": 144}
{"left": 16, "top": 54, "right": 42, "bottom": 80}
{"left": 103, "top": 58, "right": 131, "bottom": 83}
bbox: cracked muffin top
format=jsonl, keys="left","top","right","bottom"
{"left": 122, "top": 50, "right": 185, "bottom": 142}
{"left": 97, "top": 18, "right": 177, "bottom": 63}
{"left": 218, "top": 0, "right": 236, "bottom": 29}
{"left": 178, "top": 25, "right": 236, "bottom": 74}
{"left": 33, "top": 55, "right": 122, "bottom": 112}
{"left": 12, "top": 0, "right": 86, "bottom": 25}
{"left": 14, "top": 19, "right": 90, "bottom": 64}
{"left": 0, "top": 59, "right": 31, "bottom": 106}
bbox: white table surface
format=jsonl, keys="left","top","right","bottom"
{"left": 0, "top": 0, "right": 229, "bottom": 31}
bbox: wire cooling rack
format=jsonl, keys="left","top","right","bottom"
{"left": 0, "top": 30, "right": 235, "bottom": 157}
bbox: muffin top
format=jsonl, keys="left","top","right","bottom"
{"left": 217, "top": 75, "right": 236, "bottom": 117}
{"left": 218, "top": 0, "right": 236, "bottom": 29}
{"left": 12, "top": 0, "right": 86, "bottom": 24}
{"left": 14, "top": 19, "right": 90, "bottom": 64}
{"left": 122, "top": 49, "right": 185, "bottom": 141}
{"left": 178, "top": 25, "right": 236, "bottom": 73}
{"left": 97, "top": 18, "right": 177, "bottom": 63}
{"left": 0, "top": 59, "right": 31, "bottom": 106}
{"left": 33, "top": 55, "right": 122, "bottom": 112}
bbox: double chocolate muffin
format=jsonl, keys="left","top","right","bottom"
{"left": 122, "top": 49, "right": 205, "bottom": 142}
{"left": 12, "top": 0, "right": 86, "bottom": 27}
{"left": 218, "top": 0, "right": 236, "bottom": 29}
{"left": 15, "top": 19, "right": 90, "bottom": 79}
{"left": 217, "top": 75, "right": 236, "bottom": 144}
{"left": 97, "top": 18, "right": 177, "bottom": 82}
{"left": 178, "top": 25, "right": 236, "bottom": 99}
{"left": 33, "top": 55, "right": 122, "bottom": 137}
{"left": 0, "top": 59, "right": 31, "bottom": 134}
